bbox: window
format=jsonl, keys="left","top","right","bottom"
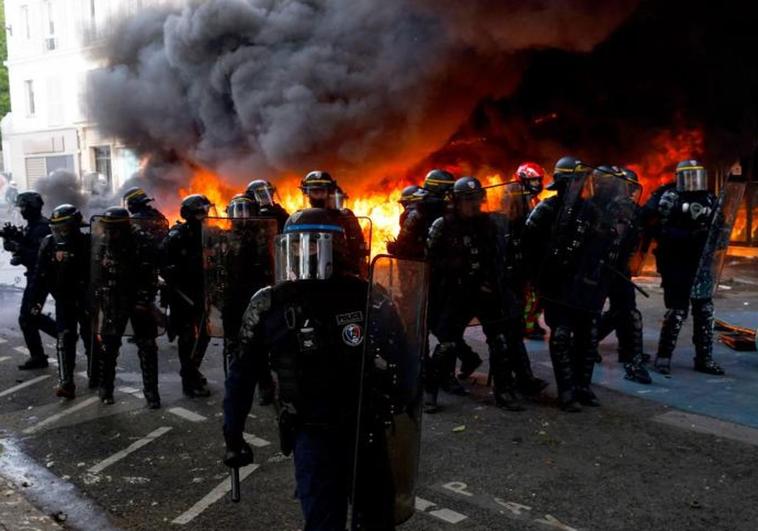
{"left": 24, "top": 80, "right": 35, "bottom": 116}
{"left": 43, "top": 1, "right": 56, "bottom": 51}
{"left": 45, "top": 1, "right": 55, "bottom": 35}
{"left": 93, "top": 146, "right": 112, "bottom": 183}
{"left": 20, "top": 5, "right": 30, "bottom": 39}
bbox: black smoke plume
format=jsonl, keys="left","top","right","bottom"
{"left": 86, "top": 0, "right": 637, "bottom": 191}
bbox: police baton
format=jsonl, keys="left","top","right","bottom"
{"left": 230, "top": 467, "right": 241, "bottom": 503}
{"left": 605, "top": 263, "right": 650, "bottom": 298}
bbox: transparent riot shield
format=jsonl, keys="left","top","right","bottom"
{"left": 691, "top": 178, "right": 747, "bottom": 300}
{"left": 537, "top": 171, "right": 641, "bottom": 312}
{"left": 90, "top": 216, "right": 168, "bottom": 341}
{"left": 351, "top": 254, "right": 429, "bottom": 528}
{"left": 356, "top": 215, "right": 373, "bottom": 275}
{"left": 499, "top": 181, "right": 533, "bottom": 225}
{"left": 202, "top": 217, "right": 277, "bottom": 338}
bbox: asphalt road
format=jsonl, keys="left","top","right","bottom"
{"left": 0, "top": 258, "right": 757, "bottom": 531}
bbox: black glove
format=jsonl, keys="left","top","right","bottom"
{"left": 224, "top": 440, "right": 254, "bottom": 469}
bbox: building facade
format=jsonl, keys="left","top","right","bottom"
{"left": 1, "top": 0, "right": 176, "bottom": 194}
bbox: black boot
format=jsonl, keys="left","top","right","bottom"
{"left": 508, "top": 330, "right": 547, "bottom": 397}
{"left": 99, "top": 344, "right": 118, "bottom": 405}
{"left": 138, "top": 341, "right": 161, "bottom": 409}
{"left": 18, "top": 357, "right": 49, "bottom": 370}
{"left": 489, "top": 334, "right": 524, "bottom": 412}
{"left": 654, "top": 308, "right": 687, "bottom": 375}
{"left": 576, "top": 326, "right": 601, "bottom": 407}
{"left": 549, "top": 326, "right": 580, "bottom": 412}
{"left": 692, "top": 300, "right": 724, "bottom": 375}
{"left": 624, "top": 355, "right": 652, "bottom": 384}
{"left": 616, "top": 309, "right": 644, "bottom": 364}
{"left": 435, "top": 343, "right": 468, "bottom": 396}
{"left": 55, "top": 333, "right": 76, "bottom": 400}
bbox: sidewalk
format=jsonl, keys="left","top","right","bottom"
{"left": 0, "top": 463, "right": 61, "bottom": 531}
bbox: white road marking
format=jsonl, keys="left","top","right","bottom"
{"left": 535, "top": 514, "right": 578, "bottom": 530}
{"left": 117, "top": 386, "right": 141, "bottom": 395}
{"left": 168, "top": 407, "right": 207, "bottom": 423}
{"left": 429, "top": 508, "right": 468, "bottom": 524}
{"left": 0, "top": 375, "right": 51, "bottom": 398}
{"left": 415, "top": 497, "right": 437, "bottom": 511}
{"left": 415, "top": 497, "right": 468, "bottom": 524}
{"left": 14, "top": 346, "right": 30, "bottom": 355}
{"left": 0, "top": 356, "right": 11, "bottom": 362}
{"left": 0, "top": 337, "right": 7, "bottom": 344}
{"left": 654, "top": 410, "right": 758, "bottom": 447}
{"left": 172, "top": 464, "right": 259, "bottom": 525}
{"left": 243, "top": 433, "right": 271, "bottom": 448}
{"left": 88, "top": 426, "right": 172, "bottom": 474}
{"left": 23, "top": 396, "right": 100, "bottom": 435}
{"left": 442, "top": 481, "right": 474, "bottom": 497}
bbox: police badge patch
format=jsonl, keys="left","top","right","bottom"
{"left": 342, "top": 323, "right": 364, "bottom": 346}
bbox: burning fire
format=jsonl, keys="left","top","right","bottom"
{"left": 166, "top": 127, "right": 710, "bottom": 256}
{"left": 626, "top": 128, "right": 704, "bottom": 201}
{"left": 175, "top": 169, "right": 404, "bottom": 255}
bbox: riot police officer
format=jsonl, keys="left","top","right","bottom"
{"left": 91, "top": 207, "right": 162, "bottom": 407}
{"left": 389, "top": 170, "right": 481, "bottom": 393}
{"left": 511, "top": 162, "right": 549, "bottom": 340}
{"left": 596, "top": 168, "right": 651, "bottom": 384}
{"left": 122, "top": 187, "right": 169, "bottom": 226}
{"left": 644, "top": 160, "right": 724, "bottom": 375}
{"left": 161, "top": 194, "right": 213, "bottom": 397}
{"left": 299, "top": 171, "right": 369, "bottom": 277}
{"left": 427, "top": 176, "right": 528, "bottom": 412}
{"left": 244, "top": 180, "right": 290, "bottom": 231}
{"left": 4, "top": 192, "right": 57, "bottom": 370}
{"left": 525, "top": 157, "right": 604, "bottom": 412}
{"left": 217, "top": 194, "right": 276, "bottom": 405}
{"left": 388, "top": 170, "right": 454, "bottom": 260}
{"left": 397, "top": 184, "right": 420, "bottom": 228}
{"left": 223, "top": 208, "right": 407, "bottom": 530}
{"left": 32, "top": 205, "right": 94, "bottom": 398}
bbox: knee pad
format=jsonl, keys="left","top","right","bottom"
{"left": 664, "top": 308, "right": 688, "bottom": 325}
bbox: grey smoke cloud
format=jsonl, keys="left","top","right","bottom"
{"left": 87, "top": 0, "right": 638, "bottom": 188}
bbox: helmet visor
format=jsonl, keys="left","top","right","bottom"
{"left": 227, "top": 200, "right": 255, "bottom": 219}
{"left": 253, "top": 186, "right": 275, "bottom": 207}
{"left": 275, "top": 232, "right": 334, "bottom": 283}
{"left": 677, "top": 167, "right": 707, "bottom": 192}
{"left": 328, "top": 190, "right": 347, "bottom": 210}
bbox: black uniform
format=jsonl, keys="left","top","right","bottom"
{"left": 223, "top": 276, "right": 395, "bottom": 530}
{"left": 526, "top": 181, "right": 635, "bottom": 409}
{"left": 427, "top": 211, "right": 524, "bottom": 409}
{"left": 13, "top": 215, "right": 57, "bottom": 365}
{"left": 388, "top": 195, "right": 447, "bottom": 260}
{"left": 643, "top": 184, "right": 721, "bottom": 373}
{"left": 92, "top": 214, "right": 164, "bottom": 406}
{"left": 161, "top": 219, "right": 210, "bottom": 395}
{"left": 33, "top": 231, "right": 95, "bottom": 391}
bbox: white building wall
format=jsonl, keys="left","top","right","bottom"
{"left": 1, "top": 0, "right": 181, "bottom": 194}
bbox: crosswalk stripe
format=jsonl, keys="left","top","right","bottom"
{"left": 0, "top": 375, "right": 51, "bottom": 398}
{"left": 172, "top": 464, "right": 259, "bottom": 525}
{"left": 243, "top": 433, "right": 271, "bottom": 448}
{"left": 22, "top": 396, "right": 100, "bottom": 435}
{"left": 88, "top": 426, "right": 173, "bottom": 474}
{"left": 0, "top": 337, "right": 8, "bottom": 344}
{"left": 13, "top": 346, "right": 30, "bottom": 355}
{"left": 168, "top": 407, "right": 207, "bottom": 423}
{"left": 0, "top": 356, "right": 11, "bottom": 362}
